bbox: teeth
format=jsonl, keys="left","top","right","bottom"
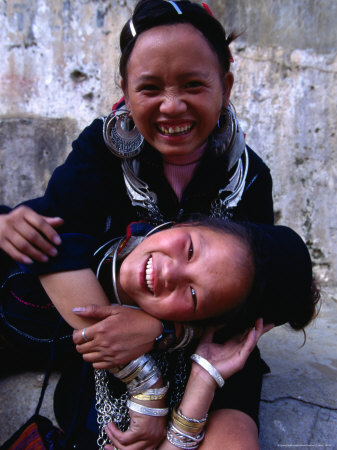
{"left": 158, "top": 124, "right": 193, "bottom": 135}
{"left": 145, "top": 256, "right": 154, "bottom": 293}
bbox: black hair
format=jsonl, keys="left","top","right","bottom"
{"left": 178, "top": 215, "right": 320, "bottom": 340}
{"left": 119, "top": 0, "right": 237, "bottom": 83}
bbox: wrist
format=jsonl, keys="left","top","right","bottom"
{"left": 153, "top": 320, "right": 176, "bottom": 351}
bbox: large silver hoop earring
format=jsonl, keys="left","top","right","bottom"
{"left": 145, "top": 221, "right": 175, "bottom": 237}
{"left": 211, "top": 105, "right": 236, "bottom": 156}
{"left": 103, "top": 108, "right": 144, "bottom": 159}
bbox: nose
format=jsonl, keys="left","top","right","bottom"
{"left": 159, "top": 92, "right": 187, "bottom": 116}
{"left": 161, "top": 259, "right": 186, "bottom": 291}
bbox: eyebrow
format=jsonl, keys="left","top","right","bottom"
{"left": 135, "top": 70, "right": 211, "bottom": 83}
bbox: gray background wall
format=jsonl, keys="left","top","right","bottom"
{"left": 1, "top": 0, "right": 336, "bottom": 288}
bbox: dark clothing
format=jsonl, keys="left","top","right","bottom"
{"left": 11, "top": 118, "right": 273, "bottom": 275}
{"left": 0, "top": 116, "right": 274, "bottom": 434}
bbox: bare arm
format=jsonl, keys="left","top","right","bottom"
{"left": 39, "top": 268, "right": 110, "bottom": 329}
{"left": 40, "top": 269, "right": 163, "bottom": 364}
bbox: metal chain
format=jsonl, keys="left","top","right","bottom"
{"left": 94, "top": 349, "right": 190, "bottom": 449}
{"left": 95, "top": 369, "right": 130, "bottom": 449}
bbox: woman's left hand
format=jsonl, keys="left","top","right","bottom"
{"left": 193, "top": 318, "right": 274, "bottom": 385}
{"left": 105, "top": 411, "right": 166, "bottom": 450}
{"left": 72, "top": 304, "right": 163, "bottom": 368}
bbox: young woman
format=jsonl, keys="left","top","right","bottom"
{"left": 0, "top": 0, "right": 306, "bottom": 448}
{"left": 68, "top": 218, "right": 317, "bottom": 450}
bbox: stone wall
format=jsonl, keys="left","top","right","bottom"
{"left": 1, "top": 0, "right": 336, "bottom": 285}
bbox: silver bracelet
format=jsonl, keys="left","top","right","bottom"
{"left": 128, "top": 370, "right": 161, "bottom": 396}
{"left": 112, "top": 355, "right": 148, "bottom": 380}
{"left": 170, "top": 424, "right": 205, "bottom": 442}
{"left": 142, "top": 382, "right": 169, "bottom": 396}
{"left": 127, "top": 399, "right": 169, "bottom": 417}
{"left": 166, "top": 426, "right": 204, "bottom": 449}
{"left": 178, "top": 408, "right": 208, "bottom": 424}
{"left": 190, "top": 354, "right": 225, "bottom": 388}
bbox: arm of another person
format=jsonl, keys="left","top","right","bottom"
{"left": 0, "top": 206, "right": 64, "bottom": 264}
{"left": 40, "top": 268, "right": 167, "bottom": 449}
{"left": 0, "top": 119, "right": 124, "bottom": 263}
{"left": 39, "top": 268, "right": 162, "bottom": 363}
{"left": 105, "top": 319, "right": 272, "bottom": 450}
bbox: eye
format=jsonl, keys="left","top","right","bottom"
{"left": 188, "top": 240, "right": 194, "bottom": 261}
{"left": 139, "top": 84, "right": 160, "bottom": 92}
{"left": 185, "top": 81, "right": 203, "bottom": 89}
{"left": 190, "top": 287, "right": 197, "bottom": 310}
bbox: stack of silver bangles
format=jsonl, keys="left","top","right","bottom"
{"left": 112, "top": 354, "right": 169, "bottom": 416}
{"left": 167, "top": 406, "right": 208, "bottom": 449}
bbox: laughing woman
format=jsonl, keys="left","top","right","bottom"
{"left": 0, "top": 0, "right": 306, "bottom": 448}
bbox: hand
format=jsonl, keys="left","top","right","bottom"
{"left": 0, "top": 206, "right": 63, "bottom": 263}
{"left": 105, "top": 412, "right": 166, "bottom": 450}
{"left": 72, "top": 304, "right": 163, "bottom": 368}
{"left": 192, "top": 319, "right": 274, "bottom": 385}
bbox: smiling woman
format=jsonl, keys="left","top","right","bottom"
{"left": 122, "top": 23, "right": 232, "bottom": 159}
{"left": 118, "top": 225, "right": 252, "bottom": 321}
{"left": 0, "top": 0, "right": 309, "bottom": 448}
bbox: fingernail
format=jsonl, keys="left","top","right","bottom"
{"left": 50, "top": 248, "right": 58, "bottom": 256}
{"left": 53, "top": 235, "right": 62, "bottom": 245}
{"left": 73, "top": 307, "right": 86, "bottom": 313}
{"left": 41, "top": 255, "right": 49, "bottom": 262}
{"left": 22, "top": 256, "right": 33, "bottom": 264}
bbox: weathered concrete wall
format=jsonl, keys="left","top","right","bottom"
{"left": 0, "top": 0, "right": 336, "bottom": 286}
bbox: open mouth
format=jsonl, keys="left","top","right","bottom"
{"left": 145, "top": 256, "right": 154, "bottom": 294}
{"left": 157, "top": 123, "right": 194, "bottom": 136}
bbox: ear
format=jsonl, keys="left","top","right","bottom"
{"left": 121, "top": 79, "right": 131, "bottom": 110}
{"left": 222, "top": 72, "right": 234, "bottom": 107}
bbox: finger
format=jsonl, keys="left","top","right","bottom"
{"left": 106, "top": 418, "right": 159, "bottom": 448}
{"left": 11, "top": 220, "right": 58, "bottom": 259}
{"left": 73, "top": 327, "right": 93, "bottom": 345}
{"left": 72, "top": 304, "right": 120, "bottom": 319}
{"left": 43, "top": 216, "right": 64, "bottom": 229}
{"left": 25, "top": 213, "right": 62, "bottom": 247}
{"left": 262, "top": 322, "right": 275, "bottom": 334}
{"left": 0, "top": 239, "right": 33, "bottom": 264}
{"left": 8, "top": 231, "right": 51, "bottom": 262}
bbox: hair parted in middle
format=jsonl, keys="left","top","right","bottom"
{"left": 119, "top": 0, "right": 237, "bottom": 82}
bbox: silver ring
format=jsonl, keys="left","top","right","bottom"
{"left": 81, "top": 327, "right": 88, "bottom": 342}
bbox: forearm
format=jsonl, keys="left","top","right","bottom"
{"left": 158, "top": 365, "right": 217, "bottom": 450}
{"left": 39, "top": 268, "right": 110, "bottom": 329}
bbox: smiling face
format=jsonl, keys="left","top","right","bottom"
{"left": 122, "top": 23, "right": 233, "bottom": 158}
{"left": 117, "top": 225, "right": 253, "bottom": 322}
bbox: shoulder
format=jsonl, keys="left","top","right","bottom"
{"left": 246, "top": 145, "right": 270, "bottom": 174}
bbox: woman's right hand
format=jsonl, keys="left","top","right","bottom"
{"left": 192, "top": 318, "right": 273, "bottom": 385}
{"left": 0, "top": 206, "right": 63, "bottom": 263}
{"left": 72, "top": 304, "right": 163, "bottom": 368}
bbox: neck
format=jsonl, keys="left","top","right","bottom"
{"left": 162, "top": 142, "right": 206, "bottom": 166}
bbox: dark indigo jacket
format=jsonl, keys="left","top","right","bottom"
{"left": 2, "top": 117, "right": 274, "bottom": 275}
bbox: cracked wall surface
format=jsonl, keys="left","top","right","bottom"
{"left": 0, "top": 0, "right": 336, "bottom": 286}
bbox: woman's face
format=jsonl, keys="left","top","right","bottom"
{"left": 118, "top": 226, "right": 252, "bottom": 322}
{"left": 122, "top": 24, "right": 233, "bottom": 158}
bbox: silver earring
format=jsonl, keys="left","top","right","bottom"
{"left": 211, "top": 105, "right": 236, "bottom": 156}
{"left": 210, "top": 105, "right": 246, "bottom": 172}
{"left": 145, "top": 221, "right": 175, "bottom": 237}
{"left": 103, "top": 108, "right": 144, "bottom": 159}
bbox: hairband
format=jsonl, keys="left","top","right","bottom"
{"left": 129, "top": 0, "right": 182, "bottom": 37}
{"left": 164, "top": 0, "right": 183, "bottom": 14}
{"left": 129, "top": 19, "right": 137, "bottom": 38}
